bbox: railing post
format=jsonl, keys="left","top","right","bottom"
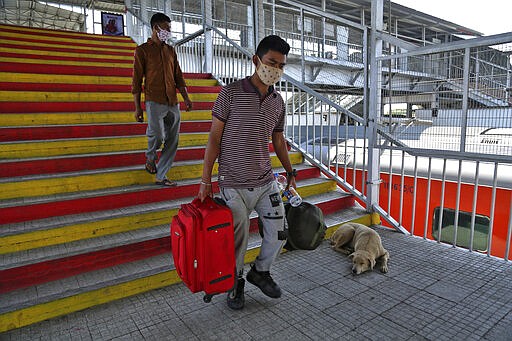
{"left": 203, "top": 0, "right": 213, "bottom": 74}
{"left": 366, "top": 0, "right": 383, "bottom": 212}
{"left": 255, "top": 0, "right": 265, "bottom": 45}
{"left": 460, "top": 47, "right": 471, "bottom": 153}
{"left": 300, "top": 8, "right": 305, "bottom": 83}
{"left": 507, "top": 60, "right": 511, "bottom": 103}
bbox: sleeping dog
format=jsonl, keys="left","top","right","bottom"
{"left": 330, "top": 222, "right": 389, "bottom": 275}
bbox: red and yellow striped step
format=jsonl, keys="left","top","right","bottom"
{"left": 0, "top": 192, "right": 353, "bottom": 294}
{"left": 0, "top": 148, "right": 205, "bottom": 178}
{"left": 0, "top": 142, "right": 287, "bottom": 178}
{"left": 0, "top": 152, "right": 302, "bottom": 201}
{"left": 0, "top": 159, "right": 309, "bottom": 226}
{"left": 0, "top": 73, "right": 219, "bottom": 87}
{"left": 0, "top": 24, "right": 135, "bottom": 44}
{"left": 0, "top": 110, "right": 213, "bottom": 126}
{"left": 0, "top": 122, "right": 212, "bottom": 142}
{"left": 0, "top": 133, "right": 210, "bottom": 159}
{"left": 0, "top": 91, "right": 218, "bottom": 103}
{"left": 0, "top": 176, "right": 337, "bottom": 259}
{"left": 0, "top": 101, "right": 215, "bottom": 113}
{"left": 0, "top": 25, "right": 136, "bottom": 50}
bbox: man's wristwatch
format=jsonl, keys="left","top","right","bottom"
{"left": 286, "top": 169, "right": 298, "bottom": 178}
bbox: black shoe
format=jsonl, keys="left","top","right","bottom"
{"left": 227, "top": 278, "right": 245, "bottom": 310}
{"left": 246, "top": 264, "right": 281, "bottom": 298}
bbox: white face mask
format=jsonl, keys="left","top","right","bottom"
{"left": 156, "top": 25, "right": 171, "bottom": 43}
{"left": 256, "top": 56, "right": 284, "bottom": 86}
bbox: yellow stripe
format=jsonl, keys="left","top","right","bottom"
{"left": 0, "top": 214, "right": 370, "bottom": 333}
{"left": 184, "top": 79, "right": 219, "bottom": 86}
{"left": 324, "top": 214, "right": 374, "bottom": 239}
{"left": 0, "top": 209, "right": 177, "bottom": 254}
{"left": 0, "top": 162, "right": 208, "bottom": 200}
{"left": 0, "top": 31, "right": 136, "bottom": 48}
{"left": 0, "top": 91, "right": 218, "bottom": 102}
{"left": 0, "top": 72, "right": 130, "bottom": 85}
{"left": 0, "top": 154, "right": 302, "bottom": 200}
{"left": 0, "top": 46, "right": 134, "bottom": 61}
{"left": 0, "top": 134, "right": 209, "bottom": 159}
{"left": 1, "top": 163, "right": 316, "bottom": 252}
{"left": 0, "top": 38, "right": 134, "bottom": 54}
{"left": 0, "top": 111, "right": 213, "bottom": 126}
{"left": 292, "top": 180, "right": 337, "bottom": 201}
{"left": 0, "top": 72, "right": 218, "bottom": 87}
{"left": 0, "top": 271, "right": 182, "bottom": 333}
{"left": 0, "top": 247, "right": 264, "bottom": 332}
{"left": 0, "top": 24, "right": 135, "bottom": 43}
{"left": 0, "top": 56, "right": 131, "bottom": 68}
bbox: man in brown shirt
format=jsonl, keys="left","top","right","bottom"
{"left": 132, "top": 12, "right": 192, "bottom": 186}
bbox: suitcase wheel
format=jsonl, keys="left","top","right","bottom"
{"left": 203, "top": 294, "right": 213, "bottom": 303}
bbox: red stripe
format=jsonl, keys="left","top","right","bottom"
{"left": 0, "top": 141, "right": 283, "bottom": 178}
{"left": 0, "top": 182, "right": 208, "bottom": 224}
{"left": 0, "top": 121, "right": 211, "bottom": 141}
{"left": 0, "top": 51, "right": 132, "bottom": 64}
{"left": 0, "top": 193, "right": 353, "bottom": 294}
{"left": 0, "top": 83, "right": 221, "bottom": 93}
{"left": 0, "top": 62, "right": 132, "bottom": 76}
{"left": 0, "top": 83, "right": 131, "bottom": 92}
{"left": 0, "top": 148, "right": 206, "bottom": 178}
{"left": 0, "top": 101, "right": 214, "bottom": 113}
{"left": 0, "top": 42, "right": 134, "bottom": 57}
{"left": 0, "top": 140, "right": 285, "bottom": 178}
{"left": 0, "top": 168, "right": 315, "bottom": 224}
{"left": 183, "top": 85, "right": 222, "bottom": 93}
{"left": 0, "top": 237, "right": 169, "bottom": 294}
{"left": 0, "top": 61, "right": 212, "bottom": 80}
{"left": 183, "top": 73, "right": 213, "bottom": 79}
{"left": 0, "top": 24, "right": 135, "bottom": 44}
{"left": 0, "top": 35, "right": 135, "bottom": 52}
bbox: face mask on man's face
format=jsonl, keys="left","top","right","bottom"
{"left": 256, "top": 56, "right": 284, "bottom": 86}
{"left": 156, "top": 25, "right": 171, "bottom": 43}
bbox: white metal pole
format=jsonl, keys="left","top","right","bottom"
{"left": 204, "top": 0, "right": 213, "bottom": 73}
{"left": 366, "top": 0, "right": 384, "bottom": 212}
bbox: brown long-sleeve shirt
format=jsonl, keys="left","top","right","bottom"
{"left": 132, "top": 38, "right": 187, "bottom": 106}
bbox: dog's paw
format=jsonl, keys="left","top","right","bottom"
{"left": 380, "top": 264, "right": 389, "bottom": 273}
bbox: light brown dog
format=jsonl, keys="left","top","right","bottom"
{"left": 330, "top": 222, "right": 389, "bottom": 275}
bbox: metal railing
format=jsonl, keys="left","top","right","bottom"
{"left": 376, "top": 32, "right": 512, "bottom": 261}
{"left": 177, "top": 24, "right": 512, "bottom": 261}
{"left": 127, "top": 0, "right": 512, "bottom": 261}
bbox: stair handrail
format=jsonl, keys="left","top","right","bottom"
{"left": 173, "top": 28, "right": 211, "bottom": 47}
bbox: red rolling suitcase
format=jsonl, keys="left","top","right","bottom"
{"left": 170, "top": 196, "right": 236, "bottom": 302}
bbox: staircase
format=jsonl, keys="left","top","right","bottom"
{"left": 0, "top": 24, "right": 370, "bottom": 332}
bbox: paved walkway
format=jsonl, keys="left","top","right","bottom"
{"left": 1, "top": 226, "right": 511, "bottom": 341}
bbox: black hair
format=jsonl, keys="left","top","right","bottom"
{"left": 255, "top": 35, "right": 290, "bottom": 58}
{"left": 150, "top": 13, "right": 171, "bottom": 28}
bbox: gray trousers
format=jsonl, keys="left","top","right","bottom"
{"left": 145, "top": 101, "right": 180, "bottom": 180}
{"left": 221, "top": 181, "right": 287, "bottom": 276}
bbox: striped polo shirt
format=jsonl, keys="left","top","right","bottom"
{"left": 212, "top": 76, "right": 285, "bottom": 189}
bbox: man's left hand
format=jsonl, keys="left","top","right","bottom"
{"left": 184, "top": 98, "right": 193, "bottom": 111}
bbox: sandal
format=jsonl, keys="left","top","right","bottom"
{"left": 155, "top": 178, "right": 177, "bottom": 187}
{"left": 145, "top": 159, "right": 157, "bottom": 174}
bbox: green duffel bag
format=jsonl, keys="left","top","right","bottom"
{"left": 258, "top": 202, "right": 326, "bottom": 251}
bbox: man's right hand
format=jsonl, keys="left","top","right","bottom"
{"left": 198, "top": 182, "right": 213, "bottom": 202}
{"left": 134, "top": 109, "right": 144, "bottom": 122}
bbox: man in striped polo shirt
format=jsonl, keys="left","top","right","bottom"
{"left": 198, "top": 35, "right": 296, "bottom": 310}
